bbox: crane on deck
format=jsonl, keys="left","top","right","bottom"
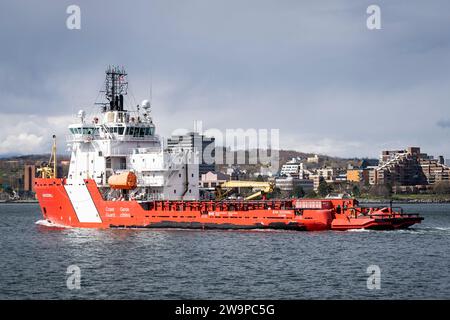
{"left": 37, "top": 135, "right": 57, "bottom": 179}
{"left": 215, "top": 180, "right": 275, "bottom": 200}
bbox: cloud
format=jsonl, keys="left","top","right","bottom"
{"left": 1, "top": 0, "right": 450, "bottom": 158}
{"left": 0, "top": 133, "right": 44, "bottom": 155}
{"left": 437, "top": 120, "right": 450, "bottom": 128}
{"left": 0, "top": 114, "right": 73, "bottom": 155}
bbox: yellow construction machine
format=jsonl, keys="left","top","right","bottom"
{"left": 215, "top": 180, "right": 274, "bottom": 200}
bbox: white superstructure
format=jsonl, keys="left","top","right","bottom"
{"left": 66, "top": 66, "right": 199, "bottom": 201}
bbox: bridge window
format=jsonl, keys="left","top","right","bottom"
{"left": 134, "top": 127, "right": 140, "bottom": 137}
{"left": 71, "top": 127, "right": 94, "bottom": 134}
{"left": 76, "top": 128, "right": 94, "bottom": 134}
{"left": 123, "top": 126, "right": 152, "bottom": 137}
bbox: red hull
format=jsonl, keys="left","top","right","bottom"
{"left": 34, "top": 178, "right": 423, "bottom": 231}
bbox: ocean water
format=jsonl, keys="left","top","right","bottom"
{"left": 0, "top": 203, "right": 449, "bottom": 299}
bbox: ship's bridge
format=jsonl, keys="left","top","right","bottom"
{"left": 67, "top": 123, "right": 99, "bottom": 143}
{"left": 100, "top": 109, "right": 156, "bottom": 140}
{"left": 68, "top": 109, "right": 157, "bottom": 143}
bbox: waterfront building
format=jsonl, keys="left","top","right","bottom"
{"left": 167, "top": 132, "right": 215, "bottom": 177}
{"left": 309, "top": 167, "right": 336, "bottom": 191}
{"left": 372, "top": 147, "right": 450, "bottom": 186}
{"left": 23, "top": 165, "right": 36, "bottom": 192}
{"left": 200, "top": 171, "right": 228, "bottom": 189}
{"left": 275, "top": 176, "right": 314, "bottom": 193}
{"left": 280, "top": 159, "right": 306, "bottom": 176}
{"left": 307, "top": 154, "right": 320, "bottom": 164}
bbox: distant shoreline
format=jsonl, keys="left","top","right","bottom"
{"left": 1, "top": 199, "right": 449, "bottom": 205}
{"left": 358, "top": 198, "right": 450, "bottom": 204}
{"left": 0, "top": 200, "right": 38, "bottom": 204}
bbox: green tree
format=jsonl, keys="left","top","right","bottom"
{"left": 4, "top": 186, "right": 13, "bottom": 195}
{"left": 369, "top": 184, "right": 392, "bottom": 198}
{"left": 318, "top": 179, "right": 332, "bottom": 197}
{"left": 269, "top": 187, "right": 282, "bottom": 199}
{"left": 433, "top": 181, "right": 450, "bottom": 194}
{"left": 305, "top": 190, "right": 317, "bottom": 198}
{"left": 386, "top": 183, "right": 393, "bottom": 196}
{"left": 291, "top": 185, "right": 305, "bottom": 198}
{"left": 352, "top": 185, "right": 361, "bottom": 197}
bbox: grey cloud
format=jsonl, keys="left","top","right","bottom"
{"left": 437, "top": 120, "right": 450, "bottom": 128}
{"left": 0, "top": 0, "right": 450, "bottom": 158}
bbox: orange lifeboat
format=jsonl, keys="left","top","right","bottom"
{"left": 108, "top": 171, "right": 137, "bottom": 190}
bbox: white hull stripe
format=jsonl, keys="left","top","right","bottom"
{"left": 64, "top": 184, "right": 102, "bottom": 223}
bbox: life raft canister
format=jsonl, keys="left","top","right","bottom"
{"left": 108, "top": 171, "right": 137, "bottom": 190}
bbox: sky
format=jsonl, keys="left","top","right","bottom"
{"left": 0, "top": 0, "right": 450, "bottom": 159}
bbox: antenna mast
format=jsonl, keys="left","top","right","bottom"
{"left": 51, "top": 135, "right": 57, "bottom": 178}
{"left": 96, "top": 65, "right": 128, "bottom": 112}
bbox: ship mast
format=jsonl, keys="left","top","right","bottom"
{"left": 97, "top": 65, "right": 128, "bottom": 112}
{"left": 52, "top": 135, "right": 57, "bottom": 178}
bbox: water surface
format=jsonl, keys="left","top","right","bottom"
{"left": 0, "top": 203, "right": 448, "bottom": 299}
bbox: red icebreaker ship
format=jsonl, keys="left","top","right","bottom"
{"left": 35, "top": 66, "right": 423, "bottom": 231}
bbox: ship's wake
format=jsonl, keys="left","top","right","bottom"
{"left": 35, "top": 219, "right": 72, "bottom": 228}
{"left": 346, "top": 228, "right": 372, "bottom": 232}
{"left": 347, "top": 226, "right": 450, "bottom": 235}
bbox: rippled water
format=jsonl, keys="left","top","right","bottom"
{"left": 0, "top": 203, "right": 449, "bottom": 299}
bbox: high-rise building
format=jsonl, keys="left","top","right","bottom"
{"left": 167, "top": 132, "right": 215, "bottom": 176}
{"left": 24, "top": 164, "right": 36, "bottom": 192}
{"left": 373, "top": 147, "right": 450, "bottom": 186}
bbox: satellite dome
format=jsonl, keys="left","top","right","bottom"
{"left": 141, "top": 100, "right": 151, "bottom": 109}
